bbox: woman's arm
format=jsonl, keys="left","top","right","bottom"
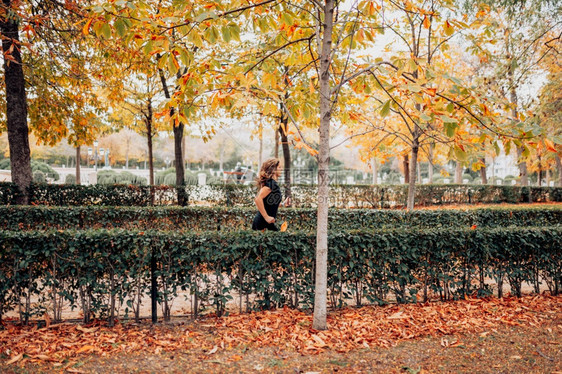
{"left": 255, "top": 186, "right": 275, "bottom": 223}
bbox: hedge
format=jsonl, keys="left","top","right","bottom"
{"left": 1, "top": 182, "right": 561, "bottom": 207}
{"left": 1, "top": 205, "right": 561, "bottom": 232}
{"left": 1, "top": 227, "right": 560, "bottom": 324}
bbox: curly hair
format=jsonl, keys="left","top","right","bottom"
{"left": 257, "top": 158, "right": 280, "bottom": 188}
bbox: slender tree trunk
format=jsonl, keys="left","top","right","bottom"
{"left": 274, "top": 127, "right": 280, "bottom": 159}
{"left": 313, "top": 0, "right": 334, "bottom": 331}
{"left": 480, "top": 158, "right": 487, "bottom": 184}
{"left": 455, "top": 162, "right": 463, "bottom": 184}
{"left": 125, "top": 136, "right": 130, "bottom": 169}
{"left": 537, "top": 155, "right": 542, "bottom": 186}
{"left": 403, "top": 155, "right": 409, "bottom": 184}
{"left": 75, "top": 146, "right": 81, "bottom": 185}
{"left": 258, "top": 122, "right": 263, "bottom": 171}
{"left": 371, "top": 157, "right": 378, "bottom": 185}
{"left": 517, "top": 146, "right": 529, "bottom": 185}
{"left": 554, "top": 155, "right": 562, "bottom": 187}
{"left": 279, "top": 122, "right": 291, "bottom": 201}
{"left": 158, "top": 67, "right": 187, "bottom": 205}
{"left": 407, "top": 141, "right": 419, "bottom": 211}
{"left": 1, "top": 2, "right": 32, "bottom": 204}
{"left": 428, "top": 144, "right": 434, "bottom": 184}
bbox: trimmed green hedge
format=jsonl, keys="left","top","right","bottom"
{"left": 1, "top": 206, "right": 561, "bottom": 232}
{"left": 1, "top": 227, "right": 560, "bottom": 323}
{"left": 1, "top": 182, "right": 561, "bottom": 207}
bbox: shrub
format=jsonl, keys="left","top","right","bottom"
{"left": 0, "top": 227, "right": 559, "bottom": 322}
{"left": 32, "top": 170, "right": 46, "bottom": 183}
{"left": 65, "top": 174, "right": 77, "bottom": 184}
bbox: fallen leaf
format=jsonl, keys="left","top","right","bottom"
{"left": 280, "top": 221, "right": 288, "bottom": 232}
{"left": 6, "top": 353, "right": 23, "bottom": 365}
{"left": 75, "top": 345, "right": 95, "bottom": 354}
{"left": 207, "top": 346, "right": 218, "bottom": 355}
{"left": 510, "top": 355, "right": 522, "bottom": 360}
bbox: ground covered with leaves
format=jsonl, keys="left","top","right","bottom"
{"left": 1, "top": 294, "right": 560, "bottom": 373}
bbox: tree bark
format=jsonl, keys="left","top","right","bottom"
{"left": 1, "top": 1, "right": 32, "bottom": 204}
{"left": 371, "top": 157, "right": 378, "bottom": 185}
{"left": 75, "top": 146, "right": 81, "bottom": 185}
{"left": 313, "top": 0, "right": 334, "bottom": 331}
{"left": 516, "top": 146, "right": 529, "bottom": 186}
{"left": 279, "top": 121, "right": 291, "bottom": 201}
{"left": 455, "top": 162, "right": 463, "bottom": 184}
{"left": 407, "top": 142, "right": 419, "bottom": 211}
{"left": 403, "top": 155, "right": 409, "bottom": 184}
{"left": 556, "top": 154, "right": 562, "bottom": 187}
{"left": 158, "top": 67, "right": 187, "bottom": 205}
{"left": 479, "top": 157, "right": 487, "bottom": 184}
{"left": 428, "top": 144, "right": 434, "bottom": 184}
{"left": 274, "top": 126, "right": 279, "bottom": 159}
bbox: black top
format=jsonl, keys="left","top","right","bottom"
{"left": 252, "top": 178, "right": 282, "bottom": 231}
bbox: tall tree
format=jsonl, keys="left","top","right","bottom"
{"left": 1, "top": 0, "right": 31, "bottom": 203}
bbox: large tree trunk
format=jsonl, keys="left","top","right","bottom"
{"left": 455, "top": 162, "right": 463, "bottom": 184}
{"left": 403, "top": 155, "right": 409, "bottom": 184}
{"left": 428, "top": 144, "right": 434, "bottom": 184}
{"left": 75, "top": 146, "right": 81, "bottom": 185}
{"left": 537, "top": 155, "right": 543, "bottom": 186}
{"left": 313, "top": 0, "right": 334, "bottom": 331}
{"left": 479, "top": 157, "right": 487, "bottom": 184}
{"left": 173, "top": 122, "right": 187, "bottom": 206}
{"left": 279, "top": 122, "right": 291, "bottom": 201}
{"left": 406, "top": 141, "right": 419, "bottom": 211}
{"left": 1, "top": 1, "right": 32, "bottom": 204}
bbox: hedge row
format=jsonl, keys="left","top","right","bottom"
{"left": 1, "top": 227, "right": 560, "bottom": 323}
{"left": 1, "top": 206, "right": 561, "bottom": 232}
{"left": 1, "top": 182, "right": 561, "bottom": 207}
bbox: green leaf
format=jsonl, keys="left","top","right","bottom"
{"left": 196, "top": 11, "right": 216, "bottom": 23}
{"left": 420, "top": 113, "right": 432, "bottom": 122}
{"left": 221, "top": 27, "right": 231, "bottom": 43}
{"left": 114, "top": 19, "right": 127, "bottom": 37}
{"left": 440, "top": 115, "right": 457, "bottom": 124}
{"left": 454, "top": 147, "right": 467, "bottom": 161}
{"left": 406, "top": 84, "right": 422, "bottom": 93}
{"left": 445, "top": 122, "right": 457, "bottom": 137}
{"left": 380, "top": 100, "right": 391, "bottom": 117}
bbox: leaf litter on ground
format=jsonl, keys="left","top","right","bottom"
{"left": 1, "top": 294, "right": 560, "bottom": 369}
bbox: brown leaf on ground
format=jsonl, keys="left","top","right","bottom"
{"left": 1, "top": 294, "right": 561, "bottom": 369}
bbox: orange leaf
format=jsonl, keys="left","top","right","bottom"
{"left": 75, "top": 345, "right": 95, "bottom": 354}
{"left": 82, "top": 18, "right": 94, "bottom": 36}
{"left": 280, "top": 221, "right": 288, "bottom": 232}
{"left": 423, "top": 16, "right": 431, "bottom": 29}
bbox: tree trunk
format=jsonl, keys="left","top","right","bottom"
{"left": 75, "top": 146, "right": 81, "bottom": 185}
{"left": 258, "top": 122, "right": 263, "bottom": 172}
{"left": 403, "top": 155, "right": 409, "bottom": 184}
{"left": 455, "top": 162, "right": 462, "bottom": 184}
{"left": 407, "top": 142, "right": 419, "bottom": 211}
{"left": 1, "top": 1, "right": 32, "bottom": 204}
{"left": 173, "top": 122, "right": 187, "bottom": 206}
{"left": 479, "top": 157, "right": 487, "bottom": 184}
{"left": 537, "top": 155, "right": 542, "bottom": 186}
{"left": 428, "top": 144, "right": 434, "bottom": 184}
{"left": 371, "top": 157, "right": 378, "bottom": 185}
{"left": 546, "top": 168, "right": 550, "bottom": 187}
{"left": 158, "top": 67, "right": 187, "bottom": 205}
{"left": 554, "top": 155, "right": 562, "bottom": 187}
{"left": 274, "top": 127, "right": 280, "bottom": 159}
{"left": 313, "top": 0, "right": 334, "bottom": 331}
{"left": 516, "top": 146, "right": 529, "bottom": 186}
{"left": 279, "top": 120, "right": 291, "bottom": 201}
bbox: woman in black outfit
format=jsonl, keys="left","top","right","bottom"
{"left": 252, "top": 158, "right": 289, "bottom": 231}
